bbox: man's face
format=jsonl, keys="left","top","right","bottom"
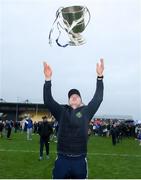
{"left": 69, "top": 94, "right": 82, "bottom": 108}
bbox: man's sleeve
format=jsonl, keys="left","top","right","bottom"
{"left": 86, "top": 78, "right": 104, "bottom": 120}
{"left": 43, "top": 80, "right": 62, "bottom": 120}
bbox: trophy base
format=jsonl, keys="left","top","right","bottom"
{"left": 68, "top": 39, "right": 86, "bottom": 46}
{"left": 68, "top": 33, "right": 86, "bottom": 46}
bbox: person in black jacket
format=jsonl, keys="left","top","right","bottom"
{"left": 38, "top": 116, "right": 53, "bottom": 160}
{"left": 0, "top": 120, "right": 4, "bottom": 138}
{"left": 6, "top": 120, "right": 13, "bottom": 139}
{"left": 110, "top": 123, "right": 118, "bottom": 146}
{"left": 43, "top": 59, "right": 104, "bottom": 179}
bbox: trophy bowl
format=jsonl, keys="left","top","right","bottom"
{"left": 49, "top": 5, "right": 91, "bottom": 47}
{"left": 62, "top": 6, "right": 85, "bottom": 33}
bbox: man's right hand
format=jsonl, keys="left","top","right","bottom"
{"left": 43, "top": 62, "right": 52, "bottom": 80}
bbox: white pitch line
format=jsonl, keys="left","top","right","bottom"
{"left": 0, "top": 149, "right": 141, "bottom": 158}
{"left": 0, "top": 149, "right": 39, "bottom": 153}
{"left": 88, "top": 152, "right": 141, "bottom": 158}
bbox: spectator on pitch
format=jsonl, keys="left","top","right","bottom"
{"left": 110, "top": 123, "right": 117, "bottom": 146}
{"left": 14, "top": 121, "right": 19, "bottom": 133}
{"left": 6, "top": 120, "right": 13, "bottom": 139}
{"left": 25, "top": 116, "right": 33, "bottom": 140}
{"left": 50, "top": 120, "right": 58, "bottom": 143}
{"left": 38, "top": 116, "right": 53, "bottom": 160}
{"left": 0, "top": 120, "right": 4, "bottom": 138}
{"left": 33, "top": 121, "right": 38, "bottom": 134}
{"left": 137, "top": 129, "right": 141, "bottom": 146}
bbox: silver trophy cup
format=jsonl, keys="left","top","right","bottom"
{"left": 49, "top": 5, "right": 91, "bottom": 47}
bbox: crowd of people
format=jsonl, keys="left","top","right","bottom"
{"left": 0, "top": 115, "right": 141, "bottom": 178}
{"left": 0, "top": 116, "right": 58, "bottom": 139}
{"left": 88, "top": 118, "right": 141, "bottom": 146}
{"left": 0, "top": 117, "right": 141, "bottom": 146}
{"left": 0, "top": 115, "right": 59, "bottom": 160}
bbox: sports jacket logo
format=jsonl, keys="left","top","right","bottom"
{"left": 76, "top": 112, "right": 82, "bottom": 118}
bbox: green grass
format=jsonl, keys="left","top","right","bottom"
{"left": 0, "top": 132, "right": 141, "bottom": 179}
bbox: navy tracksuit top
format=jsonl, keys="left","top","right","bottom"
{"left": 43, "top": 78, "right": 103, "bottom": 156}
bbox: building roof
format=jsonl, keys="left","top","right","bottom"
{"left": 94, "top": 114, "right": 133, "bottom": 120}
{"left": 0, "top": 102, "right": 48, "bottom": 112}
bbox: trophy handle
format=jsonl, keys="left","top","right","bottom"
{"left": 56, "top": 7, "right": 63, "bottom": 18}
{"left": 49, "top": 7, "right": 63, "bottom": 45}
{"left": 84, "top": 6, "right": 91, "bottom": 30}
{"left": 57, "top": 9, "right": 69, "bottom": 31}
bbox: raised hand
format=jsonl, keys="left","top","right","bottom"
{"left": 43, "top": 62, "right": 52, "bottom": 80}
{"left": 96, "top": 58, "right": 104, "bottom": 77}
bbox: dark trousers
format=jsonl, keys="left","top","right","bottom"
{"left": 112, "top": 135, "right": 116, "bottom": 145}
{"left": 53, "top": 154, "right": 87, "bottom": 179}
{"left": 40, "top": 137, "right": 49, "bottom": 157}
{"left": 7, "top": 128, "right": 12, "bottom": 138}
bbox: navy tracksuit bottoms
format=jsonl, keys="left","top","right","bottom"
{"left": 52, "top": 154, "right": 87, "bottom": 179}
{"left": 40, "top": 137, "right": 49, "bottom": 157}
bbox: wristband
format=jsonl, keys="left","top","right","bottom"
{"left": 97, "top": 75, "right": 104, "bottom": 80}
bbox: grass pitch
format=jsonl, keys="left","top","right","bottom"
{"left": 0, "top": 132, "right": 141, "bottom": 179}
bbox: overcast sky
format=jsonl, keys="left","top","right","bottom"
{"left": 0, "top": 0, "right": 141, "bottom": 120}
